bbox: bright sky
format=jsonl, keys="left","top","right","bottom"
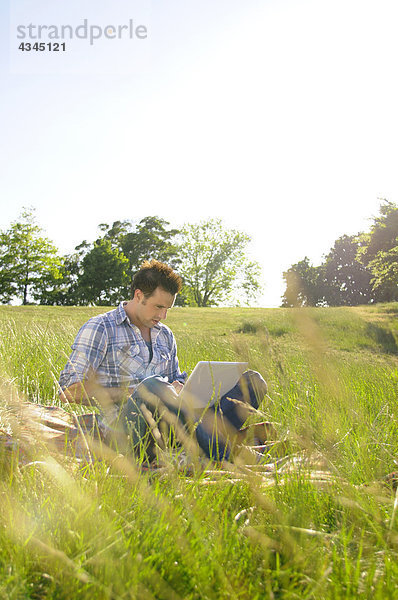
{"left": 1, "top": 0, "right": 398, "bottom": 306}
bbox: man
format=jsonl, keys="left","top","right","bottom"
{"left": 60, "top": 259, "right": 185, "bottom": 405}
{"left": 59, "top": 259, "right": 271, "bottom": 461}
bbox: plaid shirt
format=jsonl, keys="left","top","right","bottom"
{"left": 59, "top": 302, "right": 187, "bottom": 390}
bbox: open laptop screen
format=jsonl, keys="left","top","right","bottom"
{"left": 179, "top": 361, "right": 248, "bottom": 409}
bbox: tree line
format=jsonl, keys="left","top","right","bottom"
{"left": 0, "top": 209, "right": 261, "bottom": 307}
{"left": 282, "top": 200, "right": 398, "bottom": 307}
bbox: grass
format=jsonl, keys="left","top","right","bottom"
{"left": 0, "top": 303, "right": 398, "bottom": 598}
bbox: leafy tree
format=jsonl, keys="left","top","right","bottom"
{"left": 323, "top": 235, "right": 373, "bottom": 306}
{"left": 0, "top": 235, "right": 15, "bottom": 303}
{"left": 282, "top": 238, "right": 373, "bottom": 308}
{"left": 357, "top": 199, "right": 398, "bottom": 301}
{"left": 120, "top": 216, "right": 179, "bottom": 274}
{"left": 177, "top": 219, "right": 261, "bottom": 307}
{"left": 0, "top": 208, "right": 61, "bottom": 305}
{"left": 282, "top": 201, "right": 398, "bottom": 307}
{"left": 281, "top": 257, "right": 325, "bottom": 307}
{"left": 77, "top": 239, "right": 130, "bottom": 305}
{"left": 37, "top": 217, "right": 181, "bottom": 306}
{"left": 368, "top": 247, "right": 398, "bottom": 302}
{"left": 357, "top": 200, "right": 398, "bottom": 265}
{"left": 240, "top": 261, "right": 263, "bottom": 305}
{"left": 95, "top": 216, "right": 179, "bottom": 290}
{"left": 34, "top": 239, "right": 95, "bottom": 305}
{"left": 98, "top": 220, "right": 132, "bottom": 250}
{"left": 36, "top": 252, "right": 85, "bottom": 305}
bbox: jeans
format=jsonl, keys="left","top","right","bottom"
{"left": 124, "top": 370, "right": 268, "bottom": 461}
{"left": 194, "top": 370, "right": 268, "bottom": 460}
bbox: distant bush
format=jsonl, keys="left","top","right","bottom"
{"left": 382, "top": 304, "right": 398, "bottom": 314}
{"left": 236, "top": 320, "right": 289, "bottom": 337}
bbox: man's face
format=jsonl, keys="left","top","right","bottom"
{"left": 134, "top": 286, "right": 176, "bottom": 329}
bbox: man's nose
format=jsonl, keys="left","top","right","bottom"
{"left": 160, "top": 308, "right": 168, "bottom": 320}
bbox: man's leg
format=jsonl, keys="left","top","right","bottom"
{"left": 134, "top": 377, "right": 233, "bottom": 461}
{"left": 122, "top": 372, "right": 270, "bottom": 462}
{"left": 194, "top": 406, "right": 231, "bottom": 462}
{"left": 193, "top": 371, "right": 269, "bottom": 462}
{"left": 123, "top": 376, "right": 188, "bottom": 459}
{"left": 220, "top": 370, "right": 268, "bottom": 429}
{"left": 133, "top": 376, "right": 187, "bottom": 424}
{"left": 122, "top": 395, "right": 150, "bottom": 449}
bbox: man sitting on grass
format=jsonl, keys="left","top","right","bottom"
{"left": 59, "top": 259, "right": 272, "bottom": 462}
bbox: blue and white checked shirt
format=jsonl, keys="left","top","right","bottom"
{"left": 59, "top": 302, "right": 187, "bottom": 390}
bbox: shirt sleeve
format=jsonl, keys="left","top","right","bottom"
{"left": 59, "top": 318, "right": 108, "bottom": 390}
{"left": 168, "top": 334, "right": 187, "bottom": 384}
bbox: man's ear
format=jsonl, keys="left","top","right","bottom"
{"left": 134, "top": 289, "right": 143, "bottom": 302}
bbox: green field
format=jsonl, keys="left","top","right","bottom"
{"left": 1, "top": 304, "right": 398, "bottom": 599}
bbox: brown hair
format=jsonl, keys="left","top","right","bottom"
{"left": 131, "top": 259, "right": 182, "bottom": 298}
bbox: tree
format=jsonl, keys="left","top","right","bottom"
{"left": 98, "top": 220, "right": 132, "bottom": 250}
{"left": 77, "top": 239, "right": 130, "bottom": 305}
{"left": 0, "top": 208, "right": 61, "bottom": 305}
{"left": 322, "top": 235, "right": 373, "bottom": 306}
{"left": 240, "top": 260, "right": 263, "bottom": 305}
{"left": 357, "top": 199, "right": 398, "bottom": 301}
{"left": 368, "top": 247, "right": 398, "bottom": 302}
{"left": 120, "top": 216, "right": 179, "bottom": 273}
{"left": 177, "top": 219, "right": 261, "bottom": 307}
{"left": 281, "top": 257, "right": 325, "bottom": 307}
{"left": 0, "top": 234, "right": 15, "bottom": 303}
{"left": 38, "top": 216, "right": 181, "bottom": 306}
{"left": 36, "top": 252, "right": 85, "bottom": 306}
{"left": 281, "top": 200, "right": 398, "bottom": 307}
{"left": 357, "top": 200, "right": 398, "bottom": 265}
{"left": 281, "top": 238, "right": 374, "bottom": 308}
{"left": 94, "top": 216, "right": 180, "bottom": 290}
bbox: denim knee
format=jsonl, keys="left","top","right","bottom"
{"left": 220, "top": 370, "right": 267, "bottom": 412}
{"left": 195, "top": 418, "right": 230, "bottom": 461}
{"left": 240, "top": 370, "right": 268, "bottom": 410}
{"left": 133, "top": 375, "right": 186, "bottom": 424}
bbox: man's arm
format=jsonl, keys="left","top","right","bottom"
{"left": 166, "top": 330, "right": 187, "bottom": 385}
{"left": 60, "top": 380, "right": 135, "bottom": 406}
{"left": 171, "top": 380, "right": 184, "bottom": 393}
{"left": 61, "top": 381, "right": 134, "bottom": 406}
{"left": 59, "top": 318, "right": 116, "bottom": 405}
{"left": 61, "top": 381, "right": 94, "bottom": 405}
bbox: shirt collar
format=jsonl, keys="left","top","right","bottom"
{"left": 115, "top": 302, "right": 130, "bottom": 325}
{"left": 116, "top": 301, "right": 163, "bottom": 337}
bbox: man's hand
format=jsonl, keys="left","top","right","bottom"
{"left": 171, "top": 380, "right": 184, "bottom": 394}
{"left": 60, "top": 382, "right": 133, "bottom": 405}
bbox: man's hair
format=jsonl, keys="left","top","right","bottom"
{"left": 131, "top": 259, "right": 182, "bottom": 298}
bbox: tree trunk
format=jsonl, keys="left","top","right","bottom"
{"left": 23, "top": 266, "right": 29, "bottom": 305}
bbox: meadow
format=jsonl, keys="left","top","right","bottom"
{"left": 0, "top": 303, "right": 398, "bottom": 599}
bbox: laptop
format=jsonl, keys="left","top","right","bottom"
{"left": 178, "top": 361, "right": 248, "bottom": 410}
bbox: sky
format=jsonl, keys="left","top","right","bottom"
{"left": 1, "top": 0, "right": 398, "bottom": 306}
